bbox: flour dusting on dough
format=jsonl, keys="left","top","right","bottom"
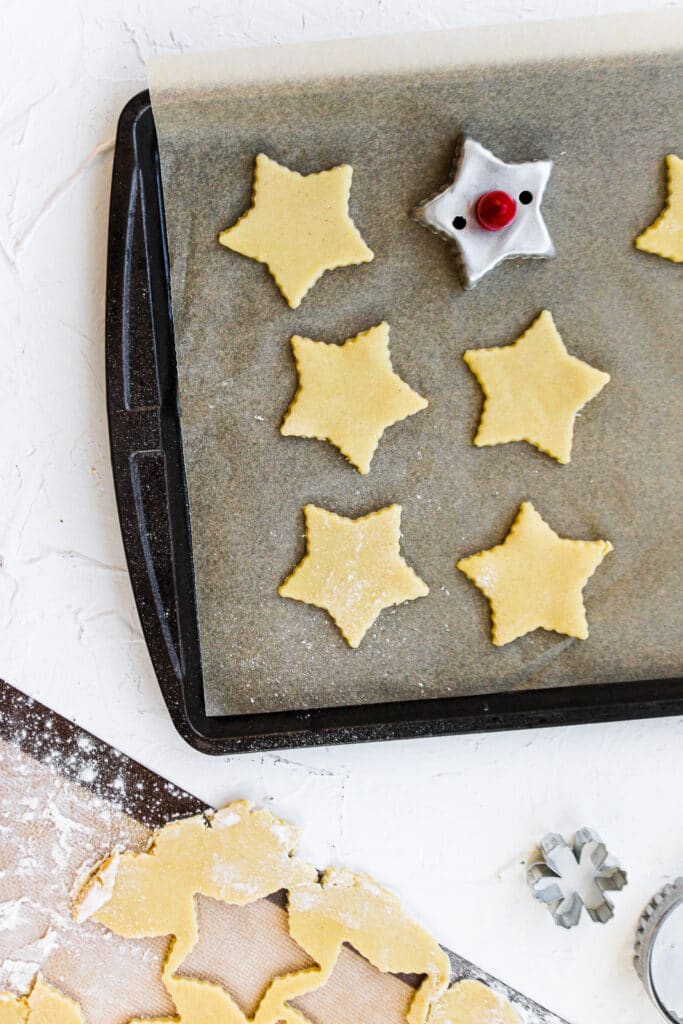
{"left": 73, "top": 853, "right": 120, "bottom": 923}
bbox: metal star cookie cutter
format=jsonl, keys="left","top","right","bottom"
{"left": 414, "top": 134, "right": 554, "bottom": 289}
{"left": 634, "top": 878, "right": 683, "bottom": 1023}
{"left": 527, "top": 827, "right": 627, "bottom": 928}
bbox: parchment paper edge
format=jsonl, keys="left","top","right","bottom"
{"left": 147, "top": 9, "right": 683, "bottom": 92}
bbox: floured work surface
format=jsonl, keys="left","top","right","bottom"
{"left": 149, "top": 44, "right": 682, "bottom": 716}
{"left": 0, "top": 685, "right": 187, "bottom": 1023}
{"left": 0, "top": 737, "right": 172, "bottom": 1022}
{"left": 0, "top": 683, "right": 567, "bottom": 1024}
{"left": 0, "top": 687, "right": 417, "bottom": 1024}
{"left": 0, "top": 749, "right": 416, "bottom": 1024}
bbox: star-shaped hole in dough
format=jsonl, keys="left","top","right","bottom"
{"left": 218, "top": 153, "right": 374, "bottom": 308}
{"left": 279, "top": 504, "right": 428, "bottom": 648}
{"left": 281, "top": 322, "right": 428, "bottom": 474}
{"left": 77, "top": 802, "right": 320, "bottom": 1024}
{"left": 635, "top": 154, "right": 683, "bottom": 263}
{"left": 288, "top": 868, "right": 451, "bottom": 1024}
{"left": 464, "top": 310, "right": 610, "bottom": 465}
{"left": 74, "top": 802, "right": 452, "bottom": 1024}
{"left": 457, "top": 501, "right": 612, "bottom": 646}
{"left": 415, "top": 136, "right": 554, "bottom": 288}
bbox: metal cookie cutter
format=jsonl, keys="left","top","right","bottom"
{"left": 634, "top": 878, "right": 683, "bottom": 1023}
{"left": 527, "top": 827, "right": 628, "bottom": 928}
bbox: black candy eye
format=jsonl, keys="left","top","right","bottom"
{"left": 452, "top": 216, "right": 467, "bottom": 230}
{"left": 519, "top": 190, "right": 533, "bottom": 205}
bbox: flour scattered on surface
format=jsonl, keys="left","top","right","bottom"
{"left": 0, "top": 707, "right": 182, "bottom": 1023}
{"left": 0, "top": 899, "right": 28, "bottom": 932}
{"left": 212, "top": 808, "right": 240, "bottom": 829}
{"left": 210, "top": 856, "right": 259, "bottom": 899}
{"left": 269, "top": 821, "right": 296, "bottom": 849}
{"left": 78, "top": 763, "right": 97, "bottom": 784}
{"left": 289, "top": 888, "right": 320, "bottom": 913}
{"left": 0, "top": 928, "right": 59, "bottom": 994}
{"left": 73, "top": 853, "right": 120, "bottom": 923}
{"left": 0, "top": 957, "right": 41, "bottom": 994}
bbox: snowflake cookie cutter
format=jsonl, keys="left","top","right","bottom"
{"left": 527, "top": 827, "right": 627, "bottom": 928}
{"left": 634, "top": 877, "right": 683, "bottom": 1024}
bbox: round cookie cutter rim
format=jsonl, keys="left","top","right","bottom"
{"left": 634, "top": 877, "right": 683, "bottom": 1024}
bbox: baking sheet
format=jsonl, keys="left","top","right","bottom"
{"left": 148, "top": 20, "right": 683, "bottom": 717}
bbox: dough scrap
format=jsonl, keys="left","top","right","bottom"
{"left": 218, "top": 153, "right": 373, "bottom": 308}
{"left": 281, "top": 322, "right": 428, "bottom": 474}
{"left": 0, "top": 976, "right": 84, "bottom": 1024}
{"left": 463, "top": 311, "right": 610, "bottom": 465}
{"left": 73, "top": 850, "right": 121, "bottom": 923}
{"left": 0, "top": 997, "right": 25, "bottom": 1024}
{"left": 81, "top": 802, "right": 318, "bottom": 1024}
{"left": 635, "top": 154, "right": 683, "bottom": 262}
{"left": 279, "top": 504, "right": 429, "bottom": 648}
{"left": 288, "top": 868, "right": 451, "bottom": 1024}
{"left": 426, "top": 979, "right": 521, "bottom": 1024}
{"left": 74, "top": 802, "right": 462, "bottom": 1024}
{"left": 88, "top": 801, "right": 316, "bottom": 968}
{"left": 457, "top": 501, "right": 612, "bottom": 646}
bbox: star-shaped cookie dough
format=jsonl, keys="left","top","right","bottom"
{"left": 218, "top": 153, "right": 373, "bottom": 308}
{"left": 279, "top": 504, "right": 428, "bottom": 648}
{"left": 463, "top": 310, "right": 610, "bottom": 464}
{"left": 281, "top": 322, "right": 428, "bottom": 474}
{"left": 457, "top": 501, "right": 612, "bottom": 646}
{"left": 415, "top": 136, "right": 554, "bottom": 288}
{"left": 635, "top": 154, "right": 683, "bottom": 263}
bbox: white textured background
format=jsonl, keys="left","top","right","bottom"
{"left": 1, "top": 2, "right": 681, "bottom": 1022}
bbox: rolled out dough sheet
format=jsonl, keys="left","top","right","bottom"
{"left": 147, "top": 14, "right": 683, "bottom": 716}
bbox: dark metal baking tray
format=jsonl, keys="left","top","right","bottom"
{"left": 106, "top": 90, "right": 683, "bottom": 754}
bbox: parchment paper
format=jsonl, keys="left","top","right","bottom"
{"left": 148, "top": 20, "right": 682, "bottom": 716}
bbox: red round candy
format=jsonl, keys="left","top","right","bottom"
{"left": 476, "top": 190, "right": 517, "bottom": 231}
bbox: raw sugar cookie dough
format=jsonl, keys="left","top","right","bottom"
{"left": 457, "top": 501, "right": 612, "bottom": 646}
{"left": 288, "top": 869, "right": 451, "bottom": 1024}
{"left": 77, "top": 802, "right": 318, "bottom": 1024}
{"left": 426, "top": 979, "right": 521, "bottom": 1024}
{"left": 279, "top": 504, "right": 429, "bottom": 648}
{"left": 74, "top": 800, "right": 513, "bottom": 1024}
{"left": 635, "top": 154, "right": 683, "bottom": 262}
{"left": 463, "top": 311, "right": 610, "bottom": 465}
{"left": 281, "top": 322, "right": 428, "bottom": 474}
{"left": 0, "top": 976, "right": 84, "bottom": 1024}
{"left": 219, "top": 154, "right": 374, "bottom": 308}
